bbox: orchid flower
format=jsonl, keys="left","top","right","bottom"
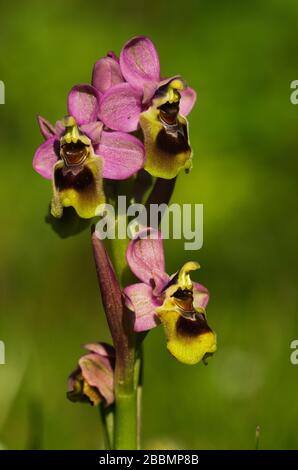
{"left": 124, "top": 229, "right": 216, "bottom": 365}
{"left": 33, "top": 85, "right": 145, "bottom": 218}
{"left": 67, "top": 342, "right": 115, "bottom": 407}
{"left": 93, "top": 36, "right": 196, "bottom": 179}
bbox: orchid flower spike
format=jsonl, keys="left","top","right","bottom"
{"left": 33, "top": 85, "right": 145, "bottom": 219}
{"left": 124, "top": 229, "right": 216, "bottom": 365}
{"left": 94, "top": 36, "right": 196, "bottom": 179}
{"left": 67, "top": 342, "right": 115, "bottom": 407}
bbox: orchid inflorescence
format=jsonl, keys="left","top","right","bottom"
{"left": 33, "top": 36, "right": 216, "bottom": 450}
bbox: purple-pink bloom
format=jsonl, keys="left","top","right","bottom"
{"left": 93, "top": 37, "right": 196, "bottom": 179}
{"left": 33, "top": 85, "right": 145, "bottom": 218}
{"left": 123, "top": 228, "right": 209, "bottom": 332}
{"left": 95, "top": 36, "right": 196, "bottom": 133}
{"left": 67, "top": 342, "right": 115, "bottom": 407}
{"left": 33, "top": 84, "right": 145, "bottom": 182}
{"left": 92, "top": 52, "right": 124, "bottom": 94}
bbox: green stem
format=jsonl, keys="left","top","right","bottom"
{"left": 114, "top": 345, "right": 143, "bottom": 450}
{"left": 114, "top": 388, "right": 138, "bottom": 449}
{"left": 100, "top": 404, "right": 114, "bottom": 450}
{"left": 107, "top": 233, "right": 140, "bottom": 450}
{"left": 114, "top": 333, "right": 138, "bottom": 449}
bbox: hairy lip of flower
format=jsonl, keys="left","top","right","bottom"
{"left": 172, "top": 288, "right": 200, "bottom": 320}
{"left": 158, "top": 101, "right": 180, "bottom": 126}
{"left": 61, "top": 141, "right": 89, "bottom": 167}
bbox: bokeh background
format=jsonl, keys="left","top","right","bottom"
{"left": 1, "top": 0, "right": 298, "bottom": 450}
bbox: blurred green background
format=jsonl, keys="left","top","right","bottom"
{"left": 1, "top": 0, "right": 298, "bottom": 450}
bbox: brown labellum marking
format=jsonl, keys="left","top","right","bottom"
{"left": 156, "top": 121, "right": 190, "bottom": 155}
{"left": 54, "top": 165, "right": 95, "bottom": 193}
{"left": 176, "top": 313, "right": 212, "bottom": 338}
{"left": 172, "top": 288, "right": 195, "bottom": 317}
{"left": 61, "top": 141, "right": 89, "bottom": 167}
{"left": 158, "top": 101, "right": 179, "bottom": 126}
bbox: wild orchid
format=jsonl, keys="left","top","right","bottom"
{"left": 34, "top": 35, "right": 215, "bottom": 451}
{"left": 124, "top": 229, "right": 216, "bottom": 365}
{"left": 67, "top": 342, "right": 115, "bottom": 407}
{"left": 33, "top": 85, "right": 145, "bottom": 218}
{"left": 93, "top": 36, "right": 196, "bottom": 179}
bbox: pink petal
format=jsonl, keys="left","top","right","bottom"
{"left": 79, "top": 353, "right": 114, "bottom": 406}
{"left": 124, "top": 283, "right": 161, "bottom": 332}
{"left": 142, "top": 81, "right": 158, "bottom": 104}
{"left": 99, "top": 82, "right": 142, "bottom": 132}
{"left": 80, "top": 121, "right": 103, "bottom": 145}
{"left": 83, "top": 342, "right": 115, "bottom": 358}
{"left": 126, "top": 228, "right": 169, "bottom": 290}
{"left": 193, "top": 282, "right": 209, "bottom": 309}
{"left": 92, "top": 55, "right": 124, "bottom": 93}
{"left": 37, "top": 115, "right": 56, "bottom": 140}
{"left": 179, "top": 87, "right": 197, "bottom": 116}
{"left": 54, "top": 120, "right": 65, "bottom": 136}
{"left": 120, "top": 36, "right": 160, "bottom": 91}
{"left": 68, "top": 84, "right": 100, "bottom": 125}
{"left": 32, "top": 137, "right": 59, "bottom": 180}
{"left": 97, "top": 130, "right": 145, "bottom": 180}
